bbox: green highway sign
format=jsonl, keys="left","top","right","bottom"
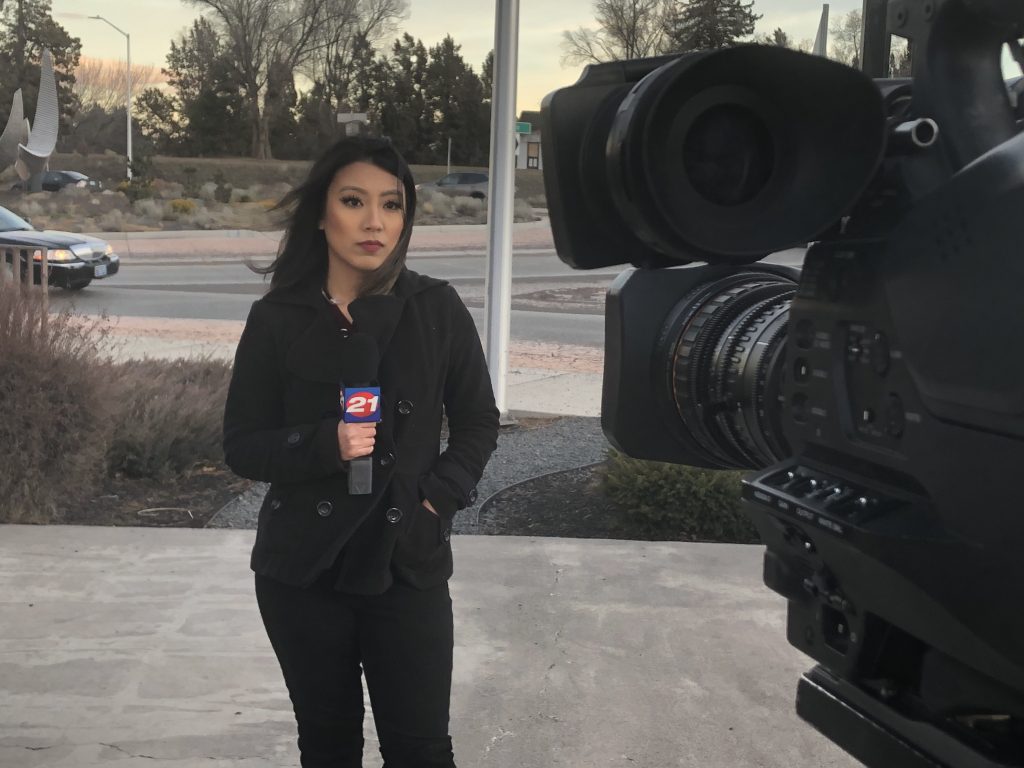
{"left": 515, "top": 121, "right": 532, "bottom": 134}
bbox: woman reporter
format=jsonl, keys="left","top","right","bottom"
{"left": 223, "top": 136, "right": 499, "bottom": 767}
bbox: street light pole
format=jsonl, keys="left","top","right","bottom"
{"left": 88, "top": 15, "right": 132, "bottom": 180}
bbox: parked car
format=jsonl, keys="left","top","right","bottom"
{"left": 10, "top": 170, "right": 104, "bottom": 192}
{"left": 416, "top": 172, "right": 490, "bottom": 199}
{"left": 0, "top": 206, "right": 119, "bottom": 290}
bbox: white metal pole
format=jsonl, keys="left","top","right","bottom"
{"left": 126, "top": 32, "right": 133, "bottom": 180}
{"left": 447, "top": 137, "right": 452, "bottom": 175}
{"left": 90, "top": 16, "right": 133, "bottom": 180}
{"left": 484, "top": 0, "right": 519, "bottom": 419}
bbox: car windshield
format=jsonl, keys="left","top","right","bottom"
{"left": 62, "top": 171, "right": 88, "bottom": 180}
{"left": 0, "top": 206, "right": 33, "bottom": 231}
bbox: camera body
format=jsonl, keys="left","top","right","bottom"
{"left": 542, "top": 1, "right": 1024, "bottom": 764}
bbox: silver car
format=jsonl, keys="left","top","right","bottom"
{"left": 416, "top": 172, "right": 489, "bottom": 200}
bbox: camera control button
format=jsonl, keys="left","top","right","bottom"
{"left": 871, "top": 332, "right": 891, "bottom": 376}
{"left": 885, "top": 393, "right": 906, "bottom": 438}
{"left": 794, "top": 358, "right": 810, "bottom": 383}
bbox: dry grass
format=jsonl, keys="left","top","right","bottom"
{"left": 105, "top": 357, "right": 231, "bottom": 480}
{"left": 0, "top": 284, "right": 114, "bottom": 523}
{"left": 0, "top": 285, "right": 233, "bottom": 523}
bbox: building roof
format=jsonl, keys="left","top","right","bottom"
{"left": 518, "top": 110, "right": 542, "bottom": 132}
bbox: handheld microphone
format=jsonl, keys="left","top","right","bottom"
{"left": 340, "top": 334, "right": 380, "bottom": 496}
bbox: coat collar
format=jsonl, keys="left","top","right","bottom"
{"left": 266, "top": 268, "right": 448, "bottom": 384}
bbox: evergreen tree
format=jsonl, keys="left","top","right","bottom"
{"left": 481, "top": 50, "right": 494, "bottom": 101}
{"left": 144, "top": 17, "right": 249, "bottom": 156}
{"left": 376, "top": 34, "right": 432, "bottom": 163}
{"left": 423, "top": 36, "right": 488, "bottom": 166}
{"left": 665, "top": 0, "right": 761, "bottom": 52}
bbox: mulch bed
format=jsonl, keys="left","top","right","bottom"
{"left": 477, "top": 462, "right": 651, "bottom": 540}
{"left": 56, "top": 463, "right": 250, "bottom": 528}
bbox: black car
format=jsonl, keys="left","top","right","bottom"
{"left": 10, "top": 170, "right": 104, "bottom": 192}
{"left": 0, "top": 206, "right": 119, "bottom": 290}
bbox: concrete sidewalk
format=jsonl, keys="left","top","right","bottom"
{"left": 0, "top": 526, "right": 856, "bottom": 768}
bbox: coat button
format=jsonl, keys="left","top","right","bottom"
{"left": 339, "top": 328, "right": 351, "bottom": 339}
{"left": 316, "top": 501, "right": 333, "bottom": 517}
{"left": 379, "top": 450, "right": 395, "bottom": 467}
{"left": 468, "top": 488, "right": 478, "bottom": 504}
{"left": 287, "top": 432, "right": 301, "bottom": 445}
{"left": 442, "top": 528, "right": 451, "bottom": 543}
{"left": 270, "top": 499, "right": 282, "bottom": 511}
{"left": 397, "top": 400, "right": 414, "bottom": 415}
{"left": 385, "top": 507, "right": 403, "bottom": 524}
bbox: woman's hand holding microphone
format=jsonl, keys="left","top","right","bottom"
{"left": 337, "top": 421, "right": 437, "bottom": 516}
{"left": 338, "top": 421, "right": 377, "bottom": 462}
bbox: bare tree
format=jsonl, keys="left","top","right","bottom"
{"left": 186, "top": 0, "right": 356, "bottom": 158}
{"left": 73, "top": 56, "right": 163, "bottom": 112}
{"left": 302, "top": 0, "right": 408, "bottom": 107}
{"left": 828, "top": 8, "right": 862, "bottom": 68}
{"left": 561, "top": 0, "right": 670, "bottom": 66}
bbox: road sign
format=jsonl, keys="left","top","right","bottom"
{"left": 515, "top": 121, "right": 532, "bottom": 134}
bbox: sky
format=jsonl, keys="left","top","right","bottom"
{"left": 53, "top": 0, "right": 865, "bottom": 112}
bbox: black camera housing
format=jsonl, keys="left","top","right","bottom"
{"left": 541, "top": 0, "right": 1024, "bottom": 764}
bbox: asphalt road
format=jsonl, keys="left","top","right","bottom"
{"left": 46, "top": 246, "right": 805, "bottom": 349}
{"left": 47, "top": 249, "right": 620, "bottom": 348}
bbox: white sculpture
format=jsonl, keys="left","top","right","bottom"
{"left": 0, "top": 89, "right": 27, "bottom": 169}
{"left": 13, "top": 49, "right": 59, "bottom": 188}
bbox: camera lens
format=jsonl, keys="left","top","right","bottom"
{"left": 683, "top": 104, "right": 775, "bottom": 206}
{"left": 660, "top": 272, "right": 795, "bottom": 469}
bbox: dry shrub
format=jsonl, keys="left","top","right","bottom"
{"left": 198, "top": 181, "right": 219, "bottom": 201}
{"left": 132, "top": 198, "right": 163, "bottom": 220}
{"left": 170, "top": 198, "right": 196, "bottom": 215}
{"left": 97, "top": 209, "right": 125, "bottom": 231}
{"left": 180, "top": 208, "right": 216, "bottom": 229}
{"left": 452, "top": 195, "right": 485, "bottom": 216}
{"left": 514, "top": 197, "right": 538, "bottom": 222}
{"left": 105, "top": 357, "right": 230, "bottom": 480}
{"left": 151, "top": 179, "right": 185, "bottom": 200}
{"left": 0, "top": 285, "right": 113, "bottom": 523}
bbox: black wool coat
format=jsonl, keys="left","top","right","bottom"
{"left": 223, "top": 268, "right": 499, "bottom": 593}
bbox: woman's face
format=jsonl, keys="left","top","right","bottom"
{"left": 320, "top": 160, "right": 406, "bottom": 284}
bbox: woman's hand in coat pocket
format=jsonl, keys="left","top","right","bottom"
{"left": 337, "top": 421, "right": 377, "bottom": 462}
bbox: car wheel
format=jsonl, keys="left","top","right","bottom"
{"left": 66, "top": 278, "right": 92, "bottom": 291}
{"left": 471, "top": 192, "right": 486, "bottom": 200}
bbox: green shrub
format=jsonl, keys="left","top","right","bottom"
{"left": 600, "top": 450, "right": 758, "bottom": 543}
{"left": 170, "top": 198, "right": 196, "bottom": 215}
{"left": 105, "top": 357, "right": 230, "bottom": 479}
{"left": 0, "top": 285, "right": 113, "bottom": 523}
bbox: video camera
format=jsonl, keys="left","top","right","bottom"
{"left": 540, "top": 0, "right": 1024, "bottom": 764}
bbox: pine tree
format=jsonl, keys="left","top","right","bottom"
{"left": 423, "top": 36, "right": 488, "bottom": 166}
{"left": 664, "top": 0, "right": 761, "bottom": 53}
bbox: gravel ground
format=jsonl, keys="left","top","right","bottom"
{"left": 207, "top": 416, "right": 611, "bottom": 532}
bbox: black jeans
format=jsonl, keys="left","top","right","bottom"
{"left": 255, "top": 573, "right": 456, "bottom": 768}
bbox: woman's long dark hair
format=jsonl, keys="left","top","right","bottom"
{"left": 255, "top": 136, "right": 417, "bottom": 297}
